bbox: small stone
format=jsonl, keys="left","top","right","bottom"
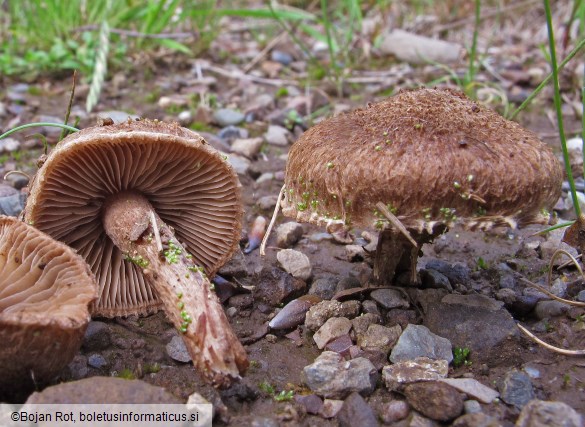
{"left": 577, "top": 289, "right": 585, "bottom": 302}
{"left": 305, "top": 300, "right": 344, "bottom": 331}
{"left": 357, "top": 324, "right": 402, "bottom": 354}
{"left": 224, "top": 153, "right": 251, "bottom": 175}
{"left": 425, "top": 259, "right": 471, "bottom": 285}
{"left": 0, "top": 192, "right": 25, "bottom": 217}
{"left": 294, "top": 394, "right": 323, "bottom": 415}
{"left": 251, "top": 417, "right": 279, "bottom": 427}
{"left": 265, "top": 334, "right": 277, "bottom": 343}
{"left": 276, "top": 222, "right": 304, "bottom": 248}
{"left": 186, "top": 392, "right": 215, "bottom": 420}
{"left": 361, "top": 300, "right": 381, "bottom": 316}
{"left": 0, "top": 137, "right": 20, "bottom": 153}
{"left": 217, "top": 125, "right": 248, "bottom": 141}
{"left": 390, "top": 324, "right": 453, "bottom": 364}
{"left": 177, "top": 110, "right": 193, "bottom": 125}
{"left": 309, "top": 232, "right": 333, "bottom": 242}
{"left": 214, "top": 108, "right": 245, "bottom": 127}
{"left": 255, "top": 266, "right": 306, "bottom": 306}
{"left": 166, "top": 336, "right": 191, "bottom": 363}
{"left": 231, "top": 137, "right": 264, "bottom": 158}
{"left": 499, "top": 370, "right": 535, "bottom": 409}
{"left": 256, "top": 172, "right": 274, "bottom": 184}
{"left": 534, "top": 300, "right": 571, "bottom": 319}
{"left": 351, "top": 313, "right": 382, "bottom": 336}
{"left": 463, "top": 400, "right": 482, "bottom": 414}
{"left": 309, "top": 276, "right": 338, "bottom": 300}
{"left": 380, "top": 400, "right": 410, "bottom": 423}
{"left": 257, "top": 195, "right": 279, "bottom": 210}
{"left": 421, "top": 269, "right": 453, "bottom": 291}
{"left": 516, "top": 399, "right": 582, "bottom": 427}
{"left": 83, "top": 321, "right": 111, "bottom": 351}
{"left": 314, "top": 317, "right": 352, "bottom": 349}
{"left": 370, "top": 288, "right": 410, "bottom": 310}
{"left": 87, "top": 354, "right": 107, "bottom": 369}
{"left": 439, "top": 378, "right": 499, "bottom": 404}
{"left": 325, "top": 334, "right": 353, "bottom": 356}
{"left": 271, "top": 50, "right": 293, "bottom": 66}
{"left": 302, "top": 351, "right": 378, "bottom": 399}
{"left": 228, "top": 294, "right": 254, "bottom": 310}
{"left": 382, "top": 357, "right": 449, "bottom": 391}
{"left": 226, "top": 307, "right": 237, "bottom": 317}
{"left": 277, "top": 249, "right": 312, "bottom": 280}
{"left": 66, "top": 355, "right": 88, "bottom": 380}
{"left": 97, "top": 111, "right": 139, "bottom": 124}
{"left": 264, "top": 124, "right": 290, "bottom": 146}
{"left": 386, "top": 309, "right": 417, "bottom": 328}
{"left": 404, "top": 381, "right": 464, "bottom": 422}
{"left": 339, "top": 300, "right": 361, "bottom": 319}
{"left": 319, "top": 399, "right": 344, "bottom": 418}
{"left": 345, "top": 245, "right": 366, "bottom": 262}
{"left": 539, "top": 228, "right": 579, "bottom": 265}
{"left": 269, "top": 295, "right": 320, "bottom": 330}
{"left": 452, "top": 413, "right": 501, "bottom": 427}
{"left": 337, "top": 392, "right": 378, "bottom": 427}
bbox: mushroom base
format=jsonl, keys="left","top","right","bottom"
{"left": 102, "top": 191, "right": 248, "bottom": 388}
{"left": 373, "top": 226, "right": 447, "bottom": 285}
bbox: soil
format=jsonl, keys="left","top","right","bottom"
{"left": 2, "top": 5, "right": 585, "bottom": 423}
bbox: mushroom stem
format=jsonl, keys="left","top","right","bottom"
{"left": 102, "top": 191, "right": 248, "bottom": 388}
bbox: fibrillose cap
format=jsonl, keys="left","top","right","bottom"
{"left": 24, "top": 119, "right": 243, "bottom": 318}
{"left": 282, "top": 88, "right": 563, "bottom": 233}
{"left": 0, "top": 216, "right": 97, "bottom": 391}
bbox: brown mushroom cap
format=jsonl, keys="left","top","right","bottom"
{"left": 24, "top": 119, "right": 243, "bottom": 317}
{"left": 282, "top": 88, "right": 563, "bottom": 233}
{"left": 0, "top": 215, "right": 97, "bottom": 394}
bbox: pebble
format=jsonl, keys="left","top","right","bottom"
{"left": 87, "top": 354, "right": 107, "bottom": 369}
{"left": 336, "top": 276, "right": 361, "bottom": 292}
{"left": 420, "top": 269, "right": 452, "bottom": 291}
{"left": 224, "top": 153, "right": 251, "bottom": 175}
{"left": 177, "top": 110, "right": 193, "bottom": 125}
{"left": 538, "top": 228, "right": 578, "bottom": 265}
{"left": 313, "top": 317, "right": 352, "bottom": 349}
{"left": 82, "top": 321, "right": 111, "bottom": 351}
{"left": 498, "top": 370, "right": 535, "bottom": 408}
{"left": 523, "top": 365, "right": 541, "bottom": 379}
{"left": 256, "top": 194, "right": 279, "bottom": 210}
{"left": 345, "top": 245, "right": 366, "bottom": 262}
{"left": 351, "top": 313, "right": 382, "bottom": 336}
{"left": 0, "top": 137, "right": 20, "bottom": 153}
{"left": 264, "top": 124, "right": 290, "bottom": 146}
{"left": 357, "top": 324, "right": 402, "bottom": 354}
{"left": 309, "top": 232, "right": 333, "bottom": 242}
{"left": 250, "top": 417, "right": 279, "bottom": 427}
{"left": 276, "top": 222, "right": 304, "bottom": 248}
{"left": 379, "top": 400, "right": 410, "bottom": 423}
{"left": 66, "top": 355, "right": 89, "bottom": 380}
{"left": 277, "top": 249, "right": 312, "bottom": 281}
{"left": 309, "top": 276, "right": 338, "bottom": 300}
{"left": 463, "top": 400, "right": 482, "bottom": 414}
{"left": 382, "top": 357, "right": 449, "bottom": 391}
{"left": 452, "top": 413, "right": 501, "bottom": 427}
{"left": 339, "top": 300, "right": 361, "bottom": 319}
{"left": 218, "top": 248, "right": 247, "bottom": 278}
{"left": 217, "top": 125, "right": 248, "bottom": 141}
{"left": 370, "top": 288, "right": 410, "bottom": 310}
{"left": 515, "top": 399, "right": 582, "bottom": 427}
{"left": 269, "top": 295, "right": 321, "bottom": 330}
{"left": 577, "top": 289, "right": 585, "bottom": 302}
{"left": 166, "top": 336, "right": 191, "bottom": 363}
{"left": 0, "top": 192, "right": 25, "bottom": 216}
{"left": 424, "top": 259, "right": 470, "bottom": 285}
{"left": 319, "top": 399, "right": 344, "bottom": 418}
{"left": 294, "top": 394, "right": 323, "bottom": 415}
{"left": 404, "top": 381, "right": 464, "bottom": 422}
{"left": 361, "top": 300, "right": 381, "bottom": 316}
{"left": 439, "top": 378, "right": 499, "bottom": 404}
{"left": 254, "top": 266, "right": 306, "bottom": 306}
{"left": 226, "top": 307, "right": 237, "bottom": 317}
{"left": 390, "top": 324, "right": 453, "bottom": 364}
{"left": 214, "top": 108, "right": 245, "bottom": 127}
{"left": 534, "top": 300, "right": 571, "bottom": 319}
{"left": 302, "top": 351, "right": 378, "bottom": 399}
{"left": 255, "top": 172, "right": 274, "bottom": 184}
{"left": 305, "top": 300, "right": 344, "bottom": 331}
{"left": 379, "top": 29, "right": 462, "bottom": 65}
{"left": 325, "top": 334, "right": 353, "bottom": 356}
{"left": 270, "top": 50, "right": 293, "bottom": 66}
{"left": 4, "top": 172, "right": 29, "bottom": 190}
{"left": 97, "top": 111, "right": 139, "bottom": 124}
{"left": 337, "top": 392, "right": 378, "bottom": 427}
{"left": 386, "top": 309, "right": 417, "bottom": 328}
{"left": 231, "top": 137, "right": 264, "bottom": 158}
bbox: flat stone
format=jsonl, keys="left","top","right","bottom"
{"left": 357, "top": 324, "right": 402, "bottom": 354}
{"left": 424, "top": 259, "right": 470, "bottom": 285}
{"left": 404, "top": 381, "right": 464, "bottom": 422}
{"left": 337, "top": 392, "right": 378, "bottom": 427}
{"left": 166, "top": 336, "right": 191, "bottom": 363}
{"left": 294, "top": 394, "right": 323, "bottom": 415}
{"left": 87, "top": 354, "right": 107, "bottom": 369}
{"left": 319, "top": 399, "right": 344, "bottom": 418}
{"left": 225, "top": 153, "right": 251, "bottom": 175}
{"left": 302, "top": 351, "right": 378, "bottom": 399}
{"left": 276, "top": 222, "right": 304, "bottom": 248}
{"left": 516, "top": 399, "right": 582, "bottom": 427}
{"left": 370, "top": 288, "right": 410, "bottom": 309}
{"left": 499, "top": 370, "right": 534, "bottom": 409}
{"left": 214, "top": 108, "right": 245, "bottom": 127}
{"left": 257, "top": 194, "right": 279, "bottom": 210}
{"left": 264, "top": 124, "right": 290, "bottom": 146}
{"left": 277, "top": 249, "right": 312, "bottom": 280}
{"left": 325, "top": 334, "right": 353, "bottom": 356}
{"left": 439, "top": 378, "right": 499, "bottom": 404}
{"left": 390, "top": 324, "right": 453, "bottom": 363}
{"left": 305, "top": 300, "right": 344, "bottom": 331}
{"left": 382, "top": 357, "right": 449, "bottom": 391}
{"left": 534, "top": 300, "right": 571, "bottom": 319}
{"left": 218, "top": 248, "right": 247, "bottom": 278}
{"left": 254, "top": 266, "right": 306, "bottom": 306}
{"left": 0, "top": 137, "right": 20, "bottom": 153}
{"left": 231, "top": 137, "right": 264, "bottom": 158}
{"left": 314, "top": 317, "right": 352, "bottom": 349}
{"left": 379, "top": 400, "right": 410, "bottom": 424}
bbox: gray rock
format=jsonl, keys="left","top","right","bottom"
{"left": 87, "top": 354, "right": 108, "bottom": 369}
{"left": 319, "top": 399, "right": 344, "bottom": 418}
{"left": 425, "top": 259, "right": 470, "bottom": 285}
{"left": 26, "top": 377, "right": 181, "bottom": 403}
{"left": 251, "top": 417, "right": 279, "bottom": 427}
{"left": 271, "top": 50, "right": 293, "bottom": 66}
{"left": 218, "top": 248, "right": 247, "bottom": 277}
{"left": 302, "top": 351, "right": 378, "bottom": 399}
{"left": 357, "top": 324, "right": 402, "bottom": 354}
{"left": 439, "top": 378, "right": 499, "bottom": 404}
{"left": 294, "top": 394, "right": 323, "bottom": 414}
{"left": 404, "top": 381, "right": 464, "bottom": 422}
{"left": 257, "top": 194, "right": 279, "bottom": 210}
{"left": 166, "top": 336, "right": 191, "bottom": 363}
{"left": 362, "top": 300, "right": 381, "bottom": 316}
{"left": 423, "top": 294, "right": 518, "bottom": 353}
{"left": 83, "top": 321, "right": 111, "bottom": 351}
{"left": 534, "top": 300, "right": 571, "bottom": 319}
{"left": 0, "top": 192, "right": 25, "bottom": 216}
{"left": 380, "top": 400, "right": 410, "bottom": 423}
{"left": 231, "top": 137, "right": 264, "bottom": 158}
{"left": 97, "top": 111, "right": 140, "bottom": 124}
{"left": 177, "top": 110, "right": 193, "bottom": 125}
{"left": 314, "top": 317, "right": 352, "bottom": 349}
{"left": 577, "top": 289, "right": 585, "bottom": 302}
{"left": 214, "top": 108, "right": 245, "bottom": 127}
{"left": 325, "top": 334, "right": 353, "bottom": 356}
{"left": 452, "top": 413, "right": 502, "bottom": 427}
{"left": 225, "top": 153, "right": 251, "bottom": 175}
{"left": 255, "top": 172, "right": 274, "bottom": 184}
{"left": 463, "top": 400, "right": 482, "bottom": 414}
{"left": 339, "top": 300, "right": 361, "bottom": 319}
{"left": 0, "top": 137, "right": 20, "bottom": 153}
{"left": 66, "top": 355, "right": 88, "bottom": 380}
{"left": 277, "top": 249, "right": 312, "bottom": 280}
{"left": 254, "top": 266, "right": 306, "bottom": 306}
{"left": 370, "top": 288, "right": 410, "bottom": 310}
{"left": 337, "top": 276, "right": 361, "bottom": 292}
{"left": 379, "top": 29, "right": 462, "bottom": 65}
{"left": 264, "top": 124, "right": 290, "bottom": 146}
{"left": 499, "top": 370, "right": 534, "bottom": 409}
{"left": 382, "top": 357, "right": 449, "bottom": 391}
{"left": 309, "top": 276, "right": 338, "bottom": 300}
{"left": 387, "top": 309, "right": 417, "bottom": 328}
{"left": 539, "top": 228, "right": 579, "bottom": 265}
{"left": 305, "top": 300, "right": 344, "bottom": 331}
{"left": 421, "top": 269, "right": 452, "bottom": 291}
{"left": 217, "top": 125, "right": 248, "bottom": 141}
{"left": 276, "top": 222, "right": 304, "bottom": 248}
{"left": 515, "top": 399, "right": 582, "bottom": 427}
{"left": 337, "top": 392, "right": 378, "bottom": 427}
{"left": 351, "top": 313, "right": 382, "bottom": 336}
{"left": 390, "top": 324, "right": 453, "bottom": 364}
{"left": 345, "top": 245, "right": 366, "bottom": 262}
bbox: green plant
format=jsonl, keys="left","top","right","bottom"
{"left": 452, "top": 347, "right": 471, "bottom": 368}
{"left": 476, "top": 257, "right": 488, "bottom": 270}
{"left": 115, "top": 368, "right": 136, "bottom": 379}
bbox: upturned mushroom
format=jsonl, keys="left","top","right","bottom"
{"left": 0, "top": 215, "right": 97, "bottom": 397}
{"left": 279, "top": 88, "right": 563, "bottom": 284}
{"left": 24, "top": 119, "right": 247, "bottom": 387}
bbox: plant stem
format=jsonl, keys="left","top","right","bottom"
{"left": 0, "top": 123, "right": 80, "bottom": 140}
{"left": 544, "top": 0, "right": 581, "bottom": 217}
{"left": 466, "top": 0, "right": 481, "bottom": 84}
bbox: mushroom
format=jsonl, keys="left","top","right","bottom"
{"left": 0, "top": 215, "right": 97, "bottom": 396}
{"left": 24, "top": 119, "right": 248, "bottom": 387}
{"left": 280, "top": 88, "right": 563, "bottom": 284}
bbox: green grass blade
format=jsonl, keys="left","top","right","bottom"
{"left": 86, "top": 20, "right": 110, "bottom": 113}
{"left": 0, "top": 123, "right": 80, "bottom": 140}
